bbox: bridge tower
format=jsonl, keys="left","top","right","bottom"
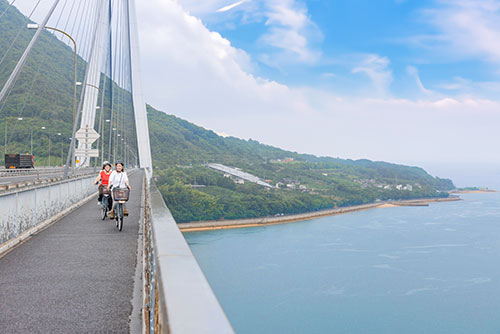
{"left": 75, "top": 0, "right": 152, "bottom": 176}
{"left": 0, "top": 0, "right": 152, "bottom": 178}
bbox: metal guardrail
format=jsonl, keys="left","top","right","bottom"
{"left": 0, "top": 173, "right": 97, "bottom": 249}
{"left": 0, "top": 167, "right": 95, "bottom": 177}
{"left": 0, "top": 167, "right": 96, "bottom": 191}
{"left": 143, "top": 175, "right": 234, "bottom": 334}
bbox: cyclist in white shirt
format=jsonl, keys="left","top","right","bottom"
{"left": 107, "top": 161, "right": 131, "bottom": 218}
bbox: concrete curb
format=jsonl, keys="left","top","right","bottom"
{"left": 0, "top": 191, "right": 98, "bottom": 258}
{"left": 129, "top": 173, "right": 145, "bottom": 334}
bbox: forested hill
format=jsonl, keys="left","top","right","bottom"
{"left": 147, "top": 106, "right": 454, "bottom": 191}
{"left": 0, "top": 1, "right": 455, "bottom": 223}
{"left": 0, "top": 0, "right": 136, "bottom": 166}
{"left": 147, "top": 106, "right": 454, "bottom": 222}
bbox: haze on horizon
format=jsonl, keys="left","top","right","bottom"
{"left": 15, "top": 0, "right": 500, "bottom": 188}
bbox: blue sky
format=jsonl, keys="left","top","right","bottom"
{"left": 191, "top": 0, "right": 500, "bottom": 99}
{"left": 16, "top": 0, "right": 500, "bottom": 187}
{"left": 147, "top": 0, "right": 500, "bottom": 187}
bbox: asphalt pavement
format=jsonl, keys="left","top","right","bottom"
{"left": 0, "top": 170, "right": 143, "bottom": 333}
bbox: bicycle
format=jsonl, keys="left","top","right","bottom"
{"left": 99, "top": 185, "right": 112, "bottom": 220}
{"left": 112, "top": 187, "right": 130, "bottom": 232}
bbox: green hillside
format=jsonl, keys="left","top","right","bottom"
{"left": 0, "top": 1, "right": 454, "bottom": 223}
{"left": 0, "top": 0, "right": 137, "bottom": 166}
{"left": 147, "top": 107, "right": 453, "bottom": 222}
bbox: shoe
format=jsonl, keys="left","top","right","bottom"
{"left": 124, "top": 209, "right": 129, "bottom": 216}
{"left": 97, "top": 201, "right": 100, "bottom": 206}
{"left": 109, "top": 211, "right": 115, "bottom": 219}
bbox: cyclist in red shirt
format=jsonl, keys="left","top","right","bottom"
{"left": 94, "top": 161, "right": 113, "bottom": 205}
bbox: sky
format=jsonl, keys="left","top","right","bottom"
{"left": 12, "top": 0, "right": 500, "bottom": 188}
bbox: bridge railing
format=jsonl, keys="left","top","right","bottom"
{"left": 0, "top": 173, "right": 97, "bottom": 254}
{"left": 0, "top": 167, "right": 96, "bottom": 191}
{"left": 0, "top": 166, "right": 95, "bottom": 176}
{"left": 143, "top": 175, "right": 234, "bottom": 334}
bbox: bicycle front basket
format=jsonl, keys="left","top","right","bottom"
{"left": 99, "top": 185, "right": 111, "bottom": 195}
{"left": 112, "top": 188, "right": 129, "bottom": 201}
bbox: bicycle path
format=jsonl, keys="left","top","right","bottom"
{"left": 0, "top": 170, "right": 143, "bottom": 333}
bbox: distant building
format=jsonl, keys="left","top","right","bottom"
{"left": 206, "top": 163, "right": 274, "bottom": 188}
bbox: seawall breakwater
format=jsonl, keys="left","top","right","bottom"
{"left": 178, "top": 197, "right": 461, "bottom": 232}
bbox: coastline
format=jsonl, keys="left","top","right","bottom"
{"left": 179, "top": 197, "right": 461, "bottom": 232}
{"left": 450, "top": 189, "right": 497, "bottom": 194}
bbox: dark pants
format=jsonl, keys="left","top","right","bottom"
{"left": 98, "top": 185, "right": 113, "bottom": 210}
{"left": 98, "top": 194, "right": 113, "bottom": 210}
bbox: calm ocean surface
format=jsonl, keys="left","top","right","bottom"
{"left": 185, "top": 193, "right": 500, "bottom": 333}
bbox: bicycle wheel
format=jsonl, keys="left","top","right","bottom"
{"left": 118, "top": 204, "right": 124, "bottom": 231}
{"left": 114, "top": 204, "right": 120, "bottom": 228}
{"left": 115, "top": 204, "right": 119, "bottom": 228}
{"left": 101, "top": 197, "right": 107, "bottom": 220}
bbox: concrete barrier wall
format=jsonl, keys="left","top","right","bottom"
{"left": 145, "top": 180, "right": 234, "bottom": 333}
{"left": 0, "top": 175, "right": 96, "bottom": 245}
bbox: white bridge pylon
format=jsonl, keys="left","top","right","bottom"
{"left": 75, "top": 0, "right": 109, "bottom": 167}
{"left": 76, "top": 0, "right": 152, "bottom": 177}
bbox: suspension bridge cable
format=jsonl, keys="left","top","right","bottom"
{"left": 6, "top": 58, "right": 44, "bottom": 148}
{"left": 0, "top": 0, "right": 17, "bottom": 21}
{"left": 103, "top": 0, "right": 113, "bottom": 161}
{"left": 64, "top": 9, "right": 101, "bottom": 177}
{"left": 75, "top": 0, "right": 103, "bottom": 167}
{"left": 68, "top": 0, "right": 84, "bottom": 43}
{"left": 0, "top": 0, "right": 62, "bottom": 105}
{"left": 108, "top": 0, "right": 122, "bottom": 161}
{"left": 82, "top": 0, "right": 101, "bottom": 61}
{"left": 73, "top": 0, "right": 91, "bottom": 58}
{"left": 123, "top": 0, "right": 135, "bottom": 161}
{"left": 52, "top": 0, "right": 69, "bottom": 32}
{"left": 79, "top": 0, "right": 97, "bottom": 61}
{"left": 116, "top": 0, "right": 126, "bottom": 160}
{"left": 61, "top": 0, "right": 77, "bottom": 45}
{"left": 96, "top": 51, "right": 110, "bottom": 166}
{"left": 0, "top": 0, "right": 43, "bottom": 68}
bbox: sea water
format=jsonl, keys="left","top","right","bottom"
{"left": 184, "top": 193, "right": 500, "bottom": 333}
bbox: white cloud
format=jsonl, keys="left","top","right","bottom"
{"left": 216, "top": 1, "right": 246, "bottom": 13}
{"left": 421, "top": 0, "right": 500, "bottom": 64}
{"left": 136, "top": 0, "right": 312, "bottom": 122}
{"left": 407, "top": 65, "right": 432, "bottom": 94}
{"left": 435, "top": 75, "right": 500, "bottom": 98}
{"left": 177, "top": 0, "right": 322, "bottom": 65}
{"left": 321, "top": 72, "right": 336, "bottom": 78}
{"left": 12, "top": 0, "right": 500, "bottom": 186}
{"left": 259, "top": 0, "right": 322, "bottom": 64}
{"left": 352, "top": 55, "right": 393, "bottom": 97}
{"left": 175, "top": 0, "right": 231, "bottom": 16}
{"left": 436, "top": 76, "right": 470, "bottom": 90}
{"left": 135, "top": 0, "right": 500, "bottom": 173}
{"left": 265, "top": 1, "right": 308, "bottom": 28}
